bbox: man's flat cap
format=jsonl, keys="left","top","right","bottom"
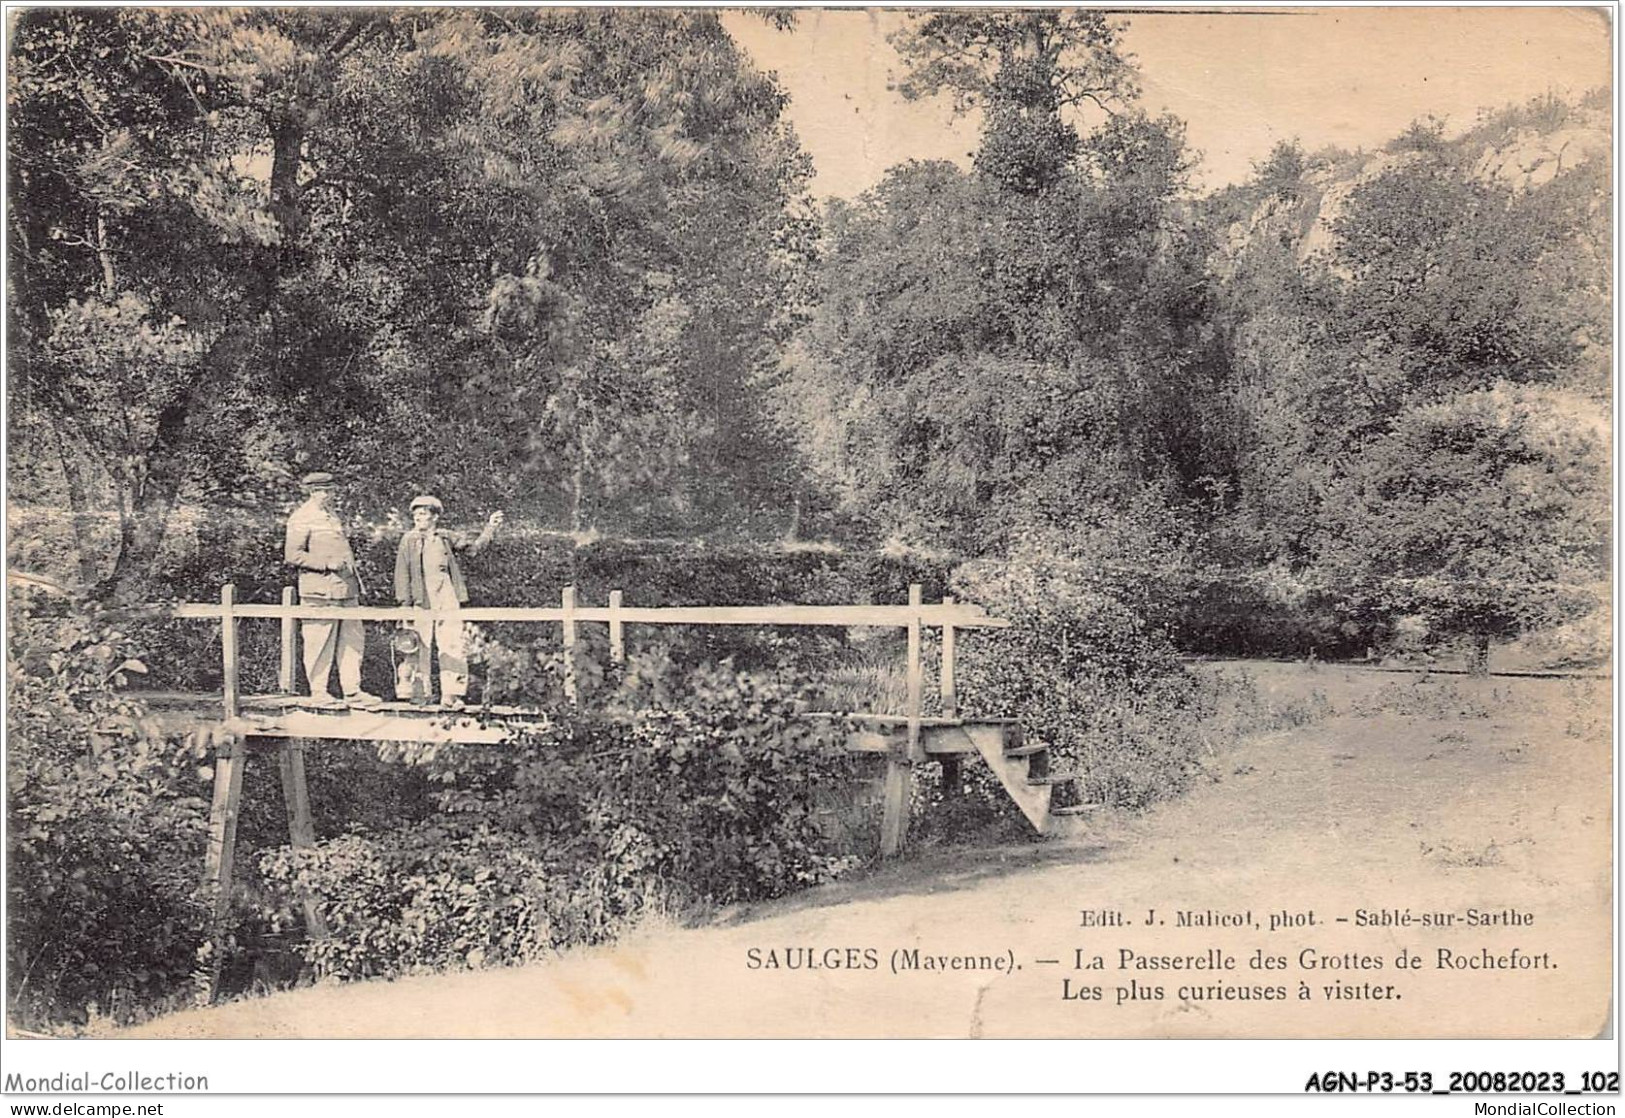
{"left": 300, "top": 472, "right": 337, "bottom": 490}
{"left": 410, "top": 495, "right": 443, "bottom": 513}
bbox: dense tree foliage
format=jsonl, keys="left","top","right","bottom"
{"left": 779, "top": 12, "right": 1222, "bottom": 560}
{"left": 1315, "top": 396, "right": 1605, "bottom": 667}
{"left": 14, "top": 10, "right": 1601, "bottom": 655}
{"left": 9, "top": 6, "right": 828, "bottom": 1029}
{"left": 9, "top": 9, "right": 815, "bottom": 601}
{"left": 1202, "top": 95, "right": 1609, "bottom": 658}
{"left": 891, "top": 10, "right": 1137, "bottom": 194}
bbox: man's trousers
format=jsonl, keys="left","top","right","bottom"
{"left": 396, "top": 610, "right": 469, "bottom": 703}
{"left": 301, "top": 594, "right": 364, "bottom": 698}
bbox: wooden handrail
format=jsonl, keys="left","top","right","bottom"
{"left": 113, "top": 599, "right": 1011, "bottom": 629}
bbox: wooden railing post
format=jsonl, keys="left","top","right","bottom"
{"left": 220, "top": 584, "right": 239, "bottom": 720}
{"left": 609, "top": 589, "right": 624, "bottom": 665}
{"left": 939, "top": 593, "right": 962, "bottom": 796}
{"left": 880, "top": 583, "right": 924, "bottom": 858}
{"left": 561, "top": 585, "right": 578, "bottom": 704}
{"left": 906, "top": 583, "right": 923, "bottom": 756}
{"left": 414, "top": 607, "right": 432, "bottom": 703}
{"left": 278, "top": 587, "right": 297, "bottom": 694}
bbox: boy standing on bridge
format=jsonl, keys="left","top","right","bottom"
{"left": 284, "top": 472, "right": 384, "bottom": 710}
{"left": 394, "top": 495, "right": 503, "bottom": 708}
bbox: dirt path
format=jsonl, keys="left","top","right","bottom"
{"left": 127, "top": 664, "right": 1611, "bottom": 1039}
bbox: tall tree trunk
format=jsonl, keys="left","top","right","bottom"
{"left": 266, "top": 110, "right": 309, "bottom": 401}
{"left": 570, "top": 437, "right": 587, "bottom": 536}
{"left": 103, "top": 401, "right": 190, "bottom": 603}
{"left": 94, "top": 209, "right": 115, "bottom": 296}
{"left": 784, "top": 487, "right": 802, "bottom": 542}
{"left": 268, "top": 114, "right": 307, "bottom": 252}
{"left": 50, "top": 422, "right": 103, "bottom": 588}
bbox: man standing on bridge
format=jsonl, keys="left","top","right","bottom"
{"left": 284, "top": 472, "right": 383, "bottom": 709}
{"left": 394, "top": 495, "right": 503, "bottom": 708}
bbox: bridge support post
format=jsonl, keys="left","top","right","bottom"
{"left": 278, "top": 739, "right": 329, "bottom": 942}
{"left": 906, "top": 584, "right": 923, "bottom": 756}
{"left": 201, "top": 731, "right": 246, "bottom": 1004}
{"left": 879, "top": 752, "right": 911, "bottom": 858}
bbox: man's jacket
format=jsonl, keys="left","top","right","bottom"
{"left": 394, "top": 524, "right": 496, "bottom": 608}
{"left": 285, "top": 498, "right": 361, "bottom": 601}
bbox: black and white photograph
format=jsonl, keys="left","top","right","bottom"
{"left": 2, "top": 0, "right": 1615, "bottom": 1097}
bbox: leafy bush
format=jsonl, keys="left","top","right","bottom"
{"left": 1316, "top": 395, "right": 1607, "bottom": 672}
{"left": 253, "top": 654, "right": 860, "bottom": 981}
{"left": 952, "top": 533, "right": 1212, "bottom": 809}
{"left": 257, "top": 824, "right": 558, "bottom": 981}
{"left": 7, "top": 592, "right": 213, "bottom": 1027}
{"left": 591, "top": 659, "right": 860, "bottom": 901}
{"left": 1170, "top": 568, "right": 1378, "bottom": 659}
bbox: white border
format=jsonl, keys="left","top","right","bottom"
{"left": 1, "top": 0, "right": 1618, "bottom": 1103}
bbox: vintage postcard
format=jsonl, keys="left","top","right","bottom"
{"left": 3, "top": 2, "right": 1614, "bottom": 1090}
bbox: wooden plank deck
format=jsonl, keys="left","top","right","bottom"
{"left": 134, "top": 692, "right": 1014, "bottom": 753}
{"left": 143, "top": 692, "right": 556, "bottom": 745}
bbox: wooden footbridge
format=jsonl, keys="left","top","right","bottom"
{"left": 126, "top": 582, "right": 1093, "bottom": 995}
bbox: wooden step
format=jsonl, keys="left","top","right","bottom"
{"left": 1050, "top": 803, "right": 1104, "bottom": 817}
{"left": 965, "top": 734, "right": 1053, "bottom": 834}
{"left": 1028, "top": 770, "right": 1079, "bottom": 786}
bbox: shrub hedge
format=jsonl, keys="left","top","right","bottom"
{"left": 254, "top": 657, "right": 859, "bottom": 981}
{"left": 7, "top": 592, "right": 213, "bottom": 1027}
{"left": 952, "top": 539, "right": 1214, "bottom": 810}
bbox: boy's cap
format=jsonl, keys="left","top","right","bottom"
{"left": 300, "top": 472, "right": 337, "bottom": 491}
{"left": 410, "top": 495, "right": 443, "bottom": 513}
